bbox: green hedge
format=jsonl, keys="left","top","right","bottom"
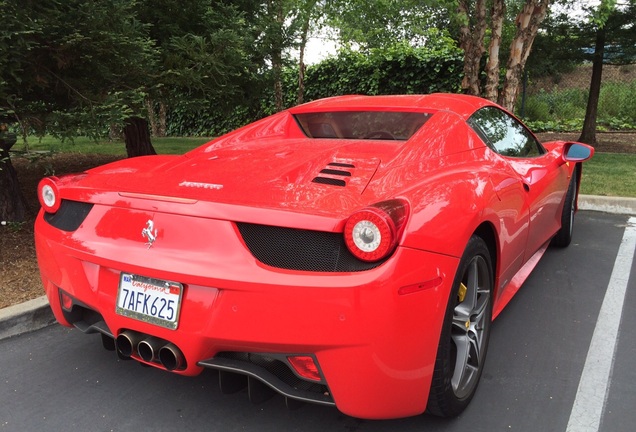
{"left": 167, "top": 37, "right": 464, "bottom": 137}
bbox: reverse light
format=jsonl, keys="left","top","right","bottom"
{"left": 287, "top": 356, "right": 322, "bottom": 382}
{"left": 59, "top": 290, "right": 74, "bottom": 311}
{"left": 38, "top": 177, "right": 61, "bottom": 213}
{"left": 344, "top": 199, "right": 409, "bottom": 262}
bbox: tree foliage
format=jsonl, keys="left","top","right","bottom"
{"left": 1, "top": 0, "right": 158, "bottom": 221}
{"left": 1, "top": 0, "right": 157, "bottom": 139}
{"left": 326, "top": 0, "right": 453, "bottom": 50}
{"left": 578, "top": 0, "right": 636, "bottom": 145}
{"left": 166, "top": 35, "right": 463, "bottom": 136}
{"left": 134, "top": 0, "right": 255, "bottom": 135}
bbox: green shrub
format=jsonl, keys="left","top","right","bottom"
{"left": 521, "top": 80, "right": 636, "bottom": 132}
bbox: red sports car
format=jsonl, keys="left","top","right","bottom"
{"left": 35, "top": 94, "right": 593, "bottom": 419}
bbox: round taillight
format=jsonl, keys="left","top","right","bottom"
{"left": 344, "top": 200, "right": 409, "bottom": 262}
{"left": 343, "top": 210, "right": 394, "bottom": 262}
{"left": 38, "top": 177, "right": 61, "bottom": 213}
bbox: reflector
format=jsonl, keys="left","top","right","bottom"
{"left": 287, "top": 356, "right": 321, "bottom": 382}
{"left": 60, "top": 290, "right": 73, "bottom": 311}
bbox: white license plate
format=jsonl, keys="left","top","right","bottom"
{"left": 116, "top": 273, "right": 183, "bottom": 330}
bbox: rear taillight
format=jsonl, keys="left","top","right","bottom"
{"left": 344, "top": 199, "right": 409, "bottom": 262}
{"left": 38, "top": 177, "right": 61, "bottom": 213}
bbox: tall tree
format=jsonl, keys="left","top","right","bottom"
{"left": 134, "top": 0, "right": 253, "bottom": 136}
{"left": 456, "top": 0, "right": 488, "bottom": 96}
{"left": 455, "top": 0, "right": 551, "bottom": 110}
{"left": 579, "top": 0, "right": 635, "bottom": 145}
{"left": 326, "top": 0, "right": 551, "bottom": 111}
{"left": 499, "top": 0, "right": 550, "bottom": 109}
{"left": 297, "top": 0, "right": 321, "bottom": 104}
{"left": 484, "top": 0, "right": 506, "bottom": 101}
{"left": 0, "top": 0, "right": 35, "bottom": 221}
{"left": 1, "top": 0, "right": 157, "bottom": 222}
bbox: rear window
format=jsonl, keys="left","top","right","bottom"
{"left": 294, "top": 111, "right": 431, "bottom": 141}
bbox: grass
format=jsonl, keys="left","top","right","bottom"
{"left": 11, "top": 135, "right": 636, "bottom": 198}
{"left": 580, "top": 152, "right": 636, "bottom": 198}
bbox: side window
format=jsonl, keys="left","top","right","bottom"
{"left": 468, "top": 107, "right": 545, "bottom": 158}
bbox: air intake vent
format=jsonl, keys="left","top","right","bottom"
{"left": 327, "top": 162, "right": 355, "bottom": 168}
{"left": 312, "top": 162, "right": 354, "bottom": 187}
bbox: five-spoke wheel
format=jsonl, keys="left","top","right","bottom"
{"left": 427, "top": 235, "right": 493, "bottom": 417}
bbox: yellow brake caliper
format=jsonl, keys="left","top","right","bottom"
{"left": 458, "top": 282, "right": 467, "bottom": 302}
{"left": 458, "top": 282, "right": 470, "bottom": 329}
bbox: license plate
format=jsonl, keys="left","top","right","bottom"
{"left": 116, "top": 273, "right": 183, "bottom": 330}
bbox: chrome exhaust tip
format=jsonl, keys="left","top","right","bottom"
{"left": 116, "top": 330, "right": 143, "bottom": 358}
{"left": 137, "top": 337, "right": 163, "bottom": 363}
{"left": 159, "top": 343, "right": 186, "bottom": 371}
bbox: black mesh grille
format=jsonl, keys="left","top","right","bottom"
{"left": 44, "top": 200, "right": 94, "bottom": 232}
{"left": 236, "top": 223, "right": 384, "bottom": 272}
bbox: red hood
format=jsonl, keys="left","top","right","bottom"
{"left": 83, "top": 138, "right": 396, "bottom": 215}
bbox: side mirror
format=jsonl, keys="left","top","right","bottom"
{"left": 563, "top": 142, "right": 594, "bottom": 163}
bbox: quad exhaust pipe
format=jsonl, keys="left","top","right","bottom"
{"left": 115, "top": 330, "right": 186, "bottom": 371}
{"left": 116, "top": 330, "right": 143, "bottom": 358}
{"left": 137, "top": 336, "right": 162, "bottom": 362}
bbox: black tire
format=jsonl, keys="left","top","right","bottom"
{"left": 552, "top": 173, "right": 577, "bottom": 248}
{"left": 427, "top": 236, "right": 493, "bottom": 417}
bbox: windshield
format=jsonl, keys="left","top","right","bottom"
{"left": 294, "top": 111, "right": 431, "bottom": 141}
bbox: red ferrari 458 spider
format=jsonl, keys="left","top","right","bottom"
{"left": 35, "top": 94, "right": 593, "bottom": 419}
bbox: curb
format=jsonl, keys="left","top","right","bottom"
{"left": 0, "top": 295, "right": 55, "bottom": 341}
{"left": 0, "top": 195, "right": 633, "bottom": 342}
{"left": 578, "top": 194, "right": 636, "bottom": 216}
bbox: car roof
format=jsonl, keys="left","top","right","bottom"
{"left": 288, "top": 93, "right": 496, "bottom": 119}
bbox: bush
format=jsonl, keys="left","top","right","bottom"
{"left": 521, "top": 81, "right": 636, "bottom": 132}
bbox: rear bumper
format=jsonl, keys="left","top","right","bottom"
{"left": 35, "top": 211, "right": 458, "bottom": 419}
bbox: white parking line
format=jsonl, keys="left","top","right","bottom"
{"left": 566, "top": 216, "right": 636, "bottom": 432}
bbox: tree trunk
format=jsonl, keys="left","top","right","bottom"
{"left": 270, "top": 0, "right": 285, "bottom": 112}
{"left": 297, "top": 0, "right": 318, "bottom": 105}
{"left": 500, "top": 0, "right": 549, "bottom": 110}
{"left": 145, "top": 98, "right": 168, "bottom": 138}
{"left": 458, "top": 0, "right": 487, "bottom": 95}
{"left": 0, "top": 134, "right": 28, "bottom": 223}
{"left": 484, "top": 0, "right": 505, "bottom": 102}
{"left": 578, "top": 26, "right": 606, "bottom": 146}
{"left": 123, "top": 117, "right": 157, "bottom": 158}
{"left": 146, "top": 97, "right": 159, "bottom": 137}
{"left": 108, "top": 124, "right": 123, "bottom": 141}
{"left": 158, "top": 101, "right": 167, "bottom": 137}
{"left": 297, "top": 17, "right": 309, "bottom": 105}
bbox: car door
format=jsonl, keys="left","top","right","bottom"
{"left": 468, "top": 107, "right": 569, "bottom": 261}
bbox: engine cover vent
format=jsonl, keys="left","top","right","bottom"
{"left": 312, "top": 162, "right": 355, "bottom": 187}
